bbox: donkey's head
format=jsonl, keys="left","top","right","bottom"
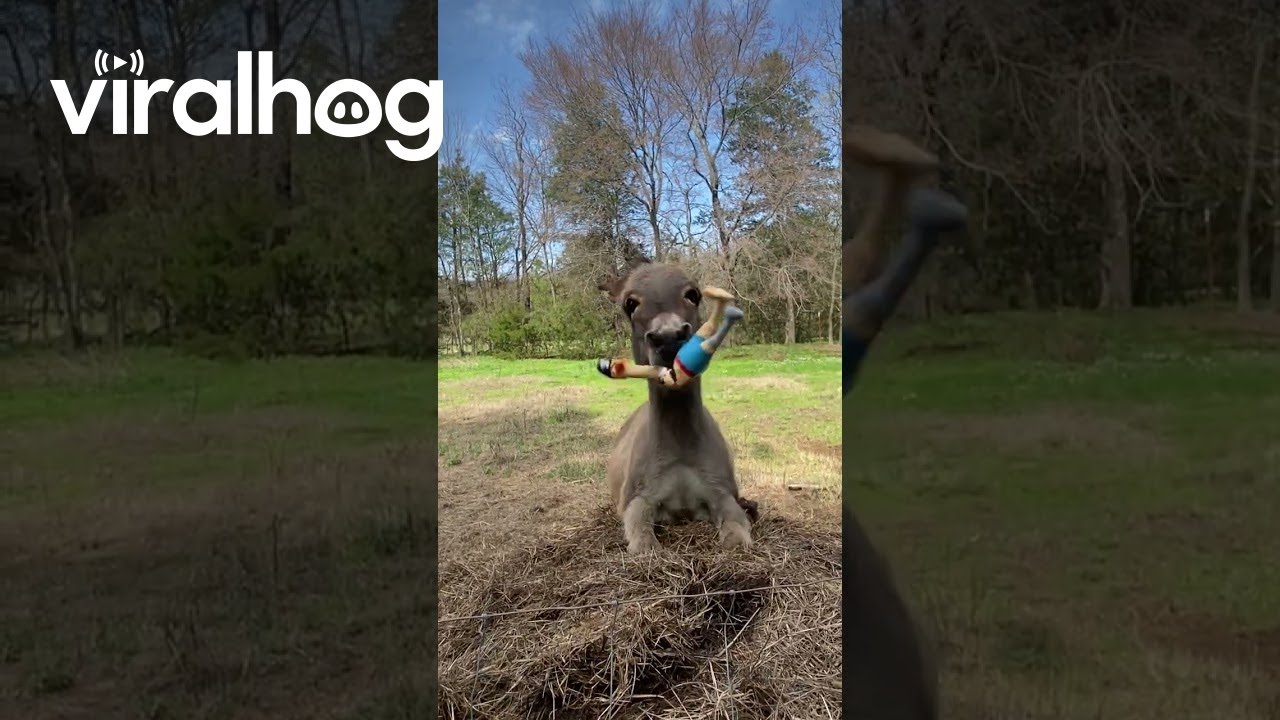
{"left": 600, "top": 260, "right": 703, "bottom": 373}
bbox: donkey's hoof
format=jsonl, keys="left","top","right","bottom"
{"left": 719, "top": 522, "right": 752, "bottom": 551}
{"left": 908, "top": 187, "right": 968, "bottom": 234}
{"left": 628, "top": 535, "right": 661, "bottom": 555}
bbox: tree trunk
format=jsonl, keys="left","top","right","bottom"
{"left": 1204, "top": 206, "right": 1215, "bottom": 299}
{"left": 1236, "top": 36, "right": 1267, "bottom": 312}
{"left": 31, "top": 151, "right": 69, "bottom": 341}
{"left": 54, "top": 154, "right": 83, "bottom": 347}
{"left": 1099, "top": 151, "right": 1132, "bottom": 309}
{"left": 266, "top": 0, "right": 294, "bottom": 252}
{"left": 332, "top": 0, "right": 374, "bottom": 186}
{"left": 48, "top": 0, "right": 84, "bottom": 347}
{"left": 123, "top": 0, "right": 158, "bottom": 198}
{"left": 1022, "top": 268, "right": 1038, "bottom": 310}
{"left": 649, "top": 201, "right": 663, "bottom": 262}
{"left": 22, "top": 287, "right": 33, "bottom": 343}
{"left": 695, "top": 128, "right": 734, "bottom": 287}
{"left": 785, "top": 292, "right": 797, "bottom": 344}
{"left": 243, "top": 2, "right": 260, "bottom": 177}
{"left": 516, "top": 183, "right": 530, "bottom": 310}
{"left": 108, "top": 288, "right": 122, "bottom": 348}
{"left": 449, "top": 224, "right": 467, "bottom": 356}
{"left": 521, "top": 224, "right": 529, "bottom": 311}
{"left": 828, "top": 248, "right": 839, "bottom": 343}
{"left": 1272, "top": 101, "right": 1280, "bottom": 312}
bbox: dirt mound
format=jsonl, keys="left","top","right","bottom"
{"left": 438, "top": 507, "right": 840, "bottom": 719}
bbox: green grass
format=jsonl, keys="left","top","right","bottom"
{"left": 848, "top": 309, "right": 1280, "bottom": 718}
{"left": 1, "top": 348, "right": 438, "bottom": 429}
{"left": 0, "top": 348, "right": 435, "bottom": 719}
{"left": 437, "top": 310, "right": 1280, "bottom": 718}
{"left": 6, "top": 308, "right": 1280, "bottom": 719}
{"left": 437, "top": 342, "right": 842, "bottom": 485}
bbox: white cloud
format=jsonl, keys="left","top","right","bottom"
{"left": 466, "top": 1, "right": 538, "bottom": 51}
{"left": 465, "top": 122, "right": 486, "bottom": 144}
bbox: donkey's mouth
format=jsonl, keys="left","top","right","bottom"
{"left": 652, "top": 342, "right": 682, "bottom": 369}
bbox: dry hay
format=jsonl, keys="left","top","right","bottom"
{"left": 438, "top": 507, "right": 841, "bottom": 719}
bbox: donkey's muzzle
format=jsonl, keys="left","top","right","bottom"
{"left": 645, "top": 320, "right": 692, "bottom": 368}
{"left": 644, "top": 323, "right": 692, "bottom": 349}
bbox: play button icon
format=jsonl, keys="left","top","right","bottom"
{"left": 92, "top": 48, "right": 144, "bottom": 77}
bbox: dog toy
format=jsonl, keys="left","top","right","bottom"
{"left": 843, "top": 188, "right": 967, "bottom": 395}
{"left": 841, "top": 125, "right": 967, "bottom": 396}
{"left": 596, "top": 286, "right": 744, "bottom": 388}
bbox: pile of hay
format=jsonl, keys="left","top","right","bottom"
{"left": 438, "top": 506, "right": 841, "bottom": 719}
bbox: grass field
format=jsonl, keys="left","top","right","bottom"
{"left": 849, "top": 309, "right": 1280, "bottom": 719}
{"left": 436, "top": 342, "right": 842, "bottom": 569}
{"left": 5, "top": 308, "right": 1279, "bottom": 718}
{"left": 435, "top": 341, "right": 843, "bottom": 716}
{"left": 0, "top": 350, "right": 436, "bottom": 719}
{"left": 438, "top": 308, "right": 1280, "bottom": 719}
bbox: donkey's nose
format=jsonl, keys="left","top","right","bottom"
{"left": 645, "top": 322, "right": 692, "bottom": 348}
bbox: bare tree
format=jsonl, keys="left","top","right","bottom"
{"left": 1235, "top": 34, "right": 1268, "bottom": 312}
{"left": 3, "top": 2, "right": 85, "bottom": 347}
{"left": 1272, "top": 38, "right": 1280, "bottom": 313}
{"left": 528, "top": 124, "right": 562, "bottom": 297}
{"left": 583, "top": 4, "right": 680, "bottom": 261}
{"left": 521, "top": 5, "right": 678, "bottom": 262}
{"left": 483, "top": 83, "right": 537, "bottom": 309}
{"left": 821, "top": 0, "right": 840, "bottom": 340}
{"left": 662, "top": 0, "right": 779, "bottom": 286}
{"left": 1271, "top": 116, "right": 1280, "bottom": 312}
{"left": 331, "top": 0, "right": 373, "bottom": 184}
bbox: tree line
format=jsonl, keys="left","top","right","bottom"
{"left": 9, "top": 0, "right": 1269, "bottom": 361}
{"left": 1, "top": 0, "right": 438, "bottom": 358}
{"left": 845, "top": 0, "right": 1280, "bottom": 315}
{"left": 438, "top": 0, "right": 843, "bottom": 358}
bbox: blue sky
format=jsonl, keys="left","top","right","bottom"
{"left": 439, "top": 0, "right": 834, "bottom": 165}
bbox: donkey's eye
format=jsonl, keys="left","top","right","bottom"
{"left": 623, "top": 297, "right": 639, "bottom": 316}
{"left": 684, "top": 288, "right": 701, "bottom": 306}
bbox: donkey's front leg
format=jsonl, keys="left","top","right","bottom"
{"left": 622, "top": 496, "right": 660, "bottom": 555}
{"left": 714, "top": 493, "right": 752, "bottom": 550}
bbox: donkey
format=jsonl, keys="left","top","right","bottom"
{"left": 841, "top": 123, "right": 968, "bottom": 720}
{"left": 599, "top": 262, "right": 755, "bottom": 555}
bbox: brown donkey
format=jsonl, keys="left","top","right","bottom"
{"left": 598, "top": 261, "right": 755, "bottom": 555}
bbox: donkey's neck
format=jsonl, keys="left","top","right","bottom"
{"left": 646, "top": 380, "right": 704, "bottom": 442}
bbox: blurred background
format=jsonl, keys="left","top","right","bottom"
{"left": 0, "top": 1, "right": 436, "bottom": 717}
{"left": 844, "top": 1, "right": 1280, "bottom": 718}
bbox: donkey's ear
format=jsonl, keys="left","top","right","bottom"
{"left": 621, "top": 241, "right": 651, "bottom": 271}
{"left": 598, "top": 275, "right": 623, "bottom": 302}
